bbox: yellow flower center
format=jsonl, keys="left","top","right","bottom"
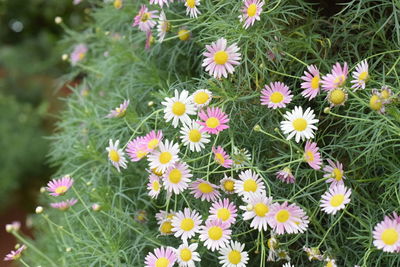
{"left": 275, "top": 209, "right": 290, "bottom": 223}
{"left": 381, "top": 89, "right": 390, "bottom": 99}
{"left": 168, "top": 169, "right": 182, "bottom": 184}
{"left": 180, "top": 248, "right": 192, "bottom": 262}
{"left": 180, "top": 218, "right": 195, "bottom": 231}
{"left": 311, "top": 76, "right": 320, "bottom": 89}
{"left": 359, "top": 71, "right": 368, "bottom": 81}
{"left": 160, "top": 221, "right": 172, "bottom": 234}
{"left": 148, "top": 139, "right": 159, "bottom": 149}
{"left": 381, "top": 228, "right": 399, "bottom": 245}
{"left": 247, "top": 3, "right": 257, "bottom": 17}
{"left": 215, "top": 153, "right": 225, "bottom": 165}
{"left": 136, "top": 150, "right": 147, "bottom": 159}
{"left": 270, "top": 92, "right": 284, "bottom": 103}
{"left": 109, "top": 150, "right": 120, "bottom": 162}
{"left": 55, "top": 186, "right": 68, "bottom": 195}
{"left": 329, "top": 89, "right": 346, "bottom": 105}
{"left": 159, "top": 152, "right": 172, "bottom": 164}
{"left": 254, "top": 203, "right": 269, "bottom": 217}
{"left": 178, "top": 29, "right": 190, "bottom": 41}
{"left": 155, "top": 257, "right": 169, "bottom": 267}
{"left": 198, "top": 182, "right": 213, "bottom": 193}
{"left": 370, "top": 95, "right": 382, "bottom": 111}
{"left": 172, "top": 101, "right": 186, "bottom": 116}
{"left": 152, "top": 181, "right": 160, "bottom": 191}
{"left": 329, "top": 194, "right": 344, "bottom": 207}
{"left": 332, "top": 168, "right": 343, "bottom": 181}
{"left": 243, "top": 179, "right": 257, "bottom": 192}
{"left": 214, "top": 51, "right": 229, "bottom": 65}
{"left": 228, "top": 250, "right": 242, "bottom": 264}
{"left": 217, "top": 208, "right": 231, "bottom": 221}
{"left": 141, "top": 13, "right": 150, "bottom": 22}
{"left": 78, "top": 52, "right": 85, "bottom": 60}
{"left": 194, "top": 91, "right": 210, "bottom": 105}
{"left": 208, "top": 226, "right": 223, "bottom": 240}
{"left": 292, "top": 118, "right": 307, "bottom": 132}
{"left": 333, "top": 74, "right": 346, "bottom": 86}
{"left": 114, "top": 0, "right": 122, "bottom": 9}
{"left": 186, "top": 0, "right": 196, "bottom": 8}
{"left": 305, "top": 150, "right": 314, "bottom": 162}
{"left": 326, "top": 261, "right": 334, "bottom": 267}
{"left": 223, "top": 180, "right": 235, "bottom": 192}
{"left": 206, "top": 117, "right": 220, "bottom": 128}
{"left": 152, "top": 168, "right": 164, "bottom": 176}
{"left": 188, "top": 129, "right": 201, "bottom": 142}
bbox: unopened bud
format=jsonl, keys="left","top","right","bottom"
{"left": 324, "top": 107, "right": 331, "bottom": 114}
{"left": 92, "top": 203, "right": 101, "bottom": 211}
{"left": 253, "top": 125, "right": 261, "bottom": 132}
{"left": 62, "top": 54, "right": 68, "bottom": 61}
{"left": 55, "top": 16, "right": 63, "bottom": 24}
{"left": 40, "top": 187, "right": 46, "bottom": 193}
{"left": 148, "top": 101, "right": 154, "bottom": 107}
{"left": 35, "top": 206, "right": 43, "bottom": 214}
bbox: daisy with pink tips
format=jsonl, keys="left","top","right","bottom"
{"left": 351, "top": 60, "right": 369, "bottom": 90}
{"left": 171, "top": 208, "right": 202, "bottom": 240}
{"left": 275, "top": 167, "right": 295, "bottom": 184}
{"left": 144, "top": 247, "right": 176, "bottom": 267}
{"left": 163, "top": 162, "right": 192, "bottom": 195}
{"left": 373, "top": 215, "right": 400, "bottom": 252}
{"left": 260, "top": 82, "right": 293, "bottom": 109}
{"left": 197, "top": 107, "right": 229, "bottom": 134}
{"left": 70, "top": 44, "right": 88, "bottom": 66}
{"left": 155, "top": 210, "right": 175, "bottom": 225}
{"left": 145, "top": 31, "right": 154, "bottom": 50}
{"left": 321, "top": 62, "right": 349, "bottom": 91}
{"left": 267, "top": 202, "right": 309, "bottom": 235}
{"left": 106, "top": 100, "right": 129, "bottom": 118}
{"left": 132, "top": 5, "right": 158, "bottom": 32}
{"left": 4, "top": 245, "right": 26, "bottom": 261}
{"left": 234, "top": 169, "right": 266, "bottom": 198}
{"left": 147, "top": 173, "right": 161, "bottom": 199}
{"left": 212, "top": 146, "right": 233, "bottom": 168}
{"left": 239, "top": 0, "right": 264, "bottom": 29}
{"left": 323, "top": 159, "right": 346, "bottom": 185}
{"left": 50, "top": 198, "right": 78, "bottom": 211}
{"left": 320, "top": 184, "right": 351, "bottom": 215}
{"left": 209, "top": 198, "right": 238, "bottom": 226}
{"left": 185, "top": 0, "right": 201, "bottom": 18}
{"left": 304, "top": 141, "right": 322, "bottom": 170}
{"left": 106, "top": 139, "right": 128, "bottom": 172}
{"left": 301, "top": 65, "right": 321, "bottom": 100}
{"left": 47, "top": 175, "right": 74, "bottom": 196}
{"left": 150, "top": 0, "right": 169, "bottom": 8}
{"left": 199, "top": 219, "right": 232, "bottom": 251}
{"left": 147, "top": 139, "right": 180, "bottom": 173}
{"left": 126, "top": 136, "right": 148, "bottom": 162}
{"left": 142, "top": 130, "right": 163, "bottom": 152}
{"left": 202, "top": 38, "right": 241, "bottom": 79}
{"left": 240, "top": 193, "right": 273, "bottom": 231}
{"left": 190, "top": 179, "right": 221, "bottom": 202}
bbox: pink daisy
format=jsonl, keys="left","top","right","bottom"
{"left": 190, "top": 179, "right": 221, "bottom": 202}
{"left": 373, "top": 215, "right": 400, "bottom": 252}
{"left": 199, "top": 219, "right": 232, "bottom": 251}
{"left": 323, "top": 159, "right": 346, "bottom": 185}
{"left": 126, "top": 136, "right": 148, "bottom": 162}
{"left": 50, "top": 198, "right": 78, "bottom": 211}
{"left": 150, "top": 0, "right": 169, "bottom": 8}
{"left": 351, "top": 60, "right": 369, "bottom": 90}
{"left": 260, "top": 82, "right": 293, "bottom": 109}
{"left": 267, "top": 202, "right": 309, "bottom": 235}
{"left": 46, "top": 175, "right": 74, "bottom": 196}
{"left": 197, "top": 107, "right": 229, "bottom": 135}
{"left": 142, "top": 130, "right": 163, "bottom": 152}
{"left": 162, "top": 161, "right": 192, "bottom": 195}
{"left": 304, "top": 141, "right": 322, "bottom": 170}
{"left": 132, "top": 5, "right": 158, "bottom": 32}
{"left": 275, "top": 167, "right": 295, "bottom": 184}
{"left": 145, "top": 30, "right": 154, "bottom": 50}
{"left": 4, "top": 245, "right": 26, "bottom": 261}
{"left": 202, "top": 38, "right": 241, "bottom": 79}
{"left": 144, "top": 247, "right": 176, "bottom": 267}
{"left": 209, "top": 198, "right": 238, "bottom": 226}
{"left": 300, "top": 65, "right": 320, "bottom": 100}
{"left": 147, "top": 173, "right": 161, "bottom": 199}
{"left": 240, "top": 0, "right": 264, "bottom": 29}
{"left": 212, "top": 146, "right": 233, "bottom": 168}
{"left": 320, "top": 184, "right": 351, "bottom": 215}
{"left": 386, "top": 212, "right": 400, "bottom": 224}
{"left": 171, "top": 208, "right": 202, "bottom": 240}
{"left": 321, "top": 62, "right": 349, "bottom": 92}
{"left": 106, "top": 100, "right": 130, "bottom": 118}
{"left": 70, "top": 44, "right": 88, "bottom": 66}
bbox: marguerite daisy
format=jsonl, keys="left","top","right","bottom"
{"left": 234, "top": 169, "right": 265, "bottom": 198}
{"left": 159, "top": 220, "right": 174, "bottom": 236}
{"left": 197, "top": 107, "right": 229, "bottom": 134}
{"left": 280, "top": 106, "right": 319, "bottom": 143}
{"left": 218, "top": 241, "right": 249, "bottom": 267}
{"left": 304, "top": 141, "right": 322, "bottom": 170}
{"left": 370, "top": 90, "right": 386, "bottom": 113}
{"left": 212, "top": 146, "right": 233, "bottom": 168}
{"left": 351, "top": 60, "right": 369, "bottom": 90}
{"left": 132, "top": 5, "right": 158, "bottom": 32}
{"left": 175, "top": 241, "right": 201, "bottom": 267}
{"left": 209, "top": 198, "right": 238, "bottom": 226}
{"left": 50, "top": 198, "right": 78, "bottom": 211}
{"left": 4, "top": 245, "right": 26, "bottom": 261}
{"left": 180, "top": 120, "right": 210, "bottom": 152}
{"left": 220, "top": 175, "right": 236, "bottom": 194}
{"left": 106, "top": 139, "right": 128, "bottom": 172}
{"left": 47, "top": 175, "right": 74, "bottom": 196}
{"left": 239, "top": 0, "right": 264, "bottom": 29}
{"left": 275, "top": 167, "right": 295, "bottom": 184}
{"left": 148, "top": 139, "right": 180, "bottom": 173}
{"left": 147, "top": 173, "right": 161, "bottom": 199}
{"left": 163, "top": 162, "right": 192, "bottom": 194}
{"left": 157, "top": 10, "right": 170, "bottom": 42}
{"left": 267, "top": 202, "right": 309, "bottom": 235}
{"left": 301, "top": 65, "right": 320, "bottom": 100}
{"left": 171, "top": 208, "right": 202, "bottom": 240}
{"left": 320, "top": 184, "right": 351, "bottom": 215}
{"left": 323, "top": 159, "right": 346, "bottom": 186}
{"left": 260, "top": 82, "right": 293, "bottom": 109}
{"left": 199, "top": 219, "right": 231, "bottom": 251}
{"left": 155, "top": 210, "right": 175, "bottom": 224}
{"left": 191, "top": 89, "right": 212, "bottom": 109}
{"left": 321, "top": 62, "right": 349, "bottom": 91}
{"left": 377, "top": 85, "right": 393, "bottom": 104}
{"left": 144, "top": 247, "right": 176, "bottom": 267}
{"left": 142, "top": 130, "right": 163, "bottom": 152}
{"left": 240, "top": 193, "right": 273, "bottom": 231}
{"left": 185, "top": 0, "right": 201, "bottom": 18}
{"left": 373, "top": 215, "right": 400, "bottom": 252}
{"left": 126, "top": 136, "right": 148, "bottom": 162}
{"left": 326, "top": 88, "right": 348, "bottom": 107}
{"left": 190, "top": 179, "right": 221, "bottom": 202}
{"left": 231, "top": 147, "right": 252, "bottom": 168}
{"left": 106, "top": 99, "right": 129, "bottom": 118}
{"left": 162, "top": 90, "right": 196, "bottom": 128}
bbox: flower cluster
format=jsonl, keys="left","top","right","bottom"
{"left": 46, "top": 175, "right": 78, "bottom": 211}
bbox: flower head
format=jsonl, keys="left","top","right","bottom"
{"left": 301, "top": 65, "right": 321, "bottom": 100}
{"left": 197, "top": 107, "right": 229, "bottom": 134}
{"left": 145, "top": 247, "right": 176, "bottom": 267}
{"left": 126, "top": 136, "right": 148, "bottom": 162}
{"left": 239, "top": 0, "right": 264, "bottom": 29}
{"left": 4, "top": 245, "right": 26, "bottom": 261}
{"left": 157, "top": 11, "right": 170, "bottom": 42}
{"left": 190, "top": 179, "right": 221, "bottom": 202}
{"left": 260, "top": 82, "right": 293, "bottom": 109}
{"left": 175, "top": 241, "right": 201, "bottom": 267}
{"left": 326, "top": 88, "right": 348, "bottom": 107}
{"left": 147, "top": 173, "right": 162, "bottom": 199}
{"left": 304, "top": 141, "right": 322, "bottom": 170}
{"left": 209, "top": 198, "right": 238, "bottom": 226}
{"left": 212, "top": 146, "right": 233, "bottom": 168}
{"left": 351, "top": 60, "right": 369, "bottom": 90}
{"left": 218, "top": 241, "right": 249, "bottom": 267}
{"left": 70, "top": 44, "right": 88, "bottom": 66}
{"left": 370, "top": 90, "right": 386, "bottom": 113}
{"left": 231, "top": 147, "right": 252, "bottom": 168}
{"left": 180, "top": 120, "right": 210, "bottom": 152}
{"left": 240, "top": 193, "right": 273, "bottom": 231}
{"left": 275, "top": 167, "right": 295, "bottom": 184}
{"left": 162, "top": 90, "right": 196, "bottom": 128}
{"left": 163, "top": 162, "right": 192, "bottom": 195}
{"left": 234, "top": 169, "right": 265, "bottom": 198}
{"left": 323, "top": 159, "right": 346, "bottom": 186}
{"left": 191, "top": 89, "right": 212, "bottom": 109}
{"left": 220, "top": 175, "right": 236, "bottom": 194}
{"left": 106, "top": 139, "right": 128, "bottom": 172}
{"left": 142, "top": 130, "right": 163, "bottom": 152}
{"left": 320, "top": 184, "right": 351, "bottom": 215}
{"left": 106, "top": 100, "right": 130, "bottom": 118}
{"left": 47, "top": 175, "right": 74, "bottom": 196}
{"left": 185, "top": 0, "right": 201, "bottom": 18}
{"left": 133, "top": 5, "right": 158, "bottom": 32}
{"left": 50, "top": 198, "right": 78, "bottom": 211}
{"left": 171, "top": 208, "right": 202, "bottom": 241}
{"left": 267, "top": 202, "right": 309, "bottom": 235}
{"left": 148, "top": 139, "right": 180, "bottom": 173}
{"left": 280, "top": 106, "right": 319, "bottom": 143}
{"left": 373, "top": 215, "right": 400, "bottom": 252}
{"left": 377, "top": 85, "right": 393, "bottom": 104}
{"left": 199, "top": 219, "right": 232, "bottom": 251}
{"left": 321, "top": 62, "right": 349, "bottom": 91}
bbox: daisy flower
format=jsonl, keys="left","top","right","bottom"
{"left": 157, "top": 11, "right": 170, "bottom": 42}
{"left": 326, "top": 88, "right": 348, "bottom": 107}
{"left": 240, "top": 193, "right": 273, "bottom": 231}
{"left": 191, "top": 89, "right": 212, "bottom": 109}
{"left": 373, "top": 216, "right": 400, "bottom": 252}
{"left": 377, "top": 85, "right": 393, "bottom": 104}
{"left": 126, "top": 136, "right": 148, "bottom": 162}
{"left": 370, "top": 90, "right": 385, "bottom": 113}
{"left": 190, "top": 179, "right": 221, "bottom": 202}
{"left": 275, "top": 167, "right": 295, "bottom": 184}
{"left": 209, "top": 198, "right": 238, "bottom": 226}
{"left": 171, "top": 208, "right": 202, "bottom": 240}
{"left": 4, "top": 245, "right": 26, "bottom": 261}
{"left": 106, "top": 100, "right": 129, "bottom": 118}
{"left": 162, "top": 90, "right": 196, "bottom": 128}
{"left": 50, "top": 198, "right": 78, "bottom": 211}
{"left": 304, "top": 141, "right": 322, "bottom": 170}
{"left": 142, "top": 130, "right": 163, "bottom": 152}
{"left": 300, "top": 65, "right": 321, "bottom": 100}
{"left": 202, "top": 38, "right": 241, "bottom": 79}
{"left": 145, "top": 247, "right": 176, "bottom": 267}
{"left": 148, "top": 139, "right": 180, "bottom": 173}
{"left": 324, "top": 258, "right": 337, "bottom": 267}
{"left": 267, "top": 202, "right": 309, "bottom": 235}
{"left": 320, "top": 184, "right": 351, "bottom": 215}
{"left": 156, "top": 210, "right": 175, "bottom": 224}
{"left": 46, "top": 175, "right": 74, "bottom": 196}
{"left": 145, "top": 31, "right": 154, "bottom": 50}
{"left": 178, "top": 28, "right": 191, "bottom": 41}
{"left": 302, "top": 247, "right": 324, "bottom": 261}
{"left": 280, "top": 106, "right": 319, "bottom": 143}
{"left": 159, "top": 220, "right": 174, "bottom": 235}
{"left": 147, "top": 173, "right": 161, "bottom": 199}
{"left": 180, "top": 120, "right": 210, "bottom": 152}
{"left": 234, "top": 169, "right": 265, "bottom": 198}
{"left": 163, "top": 162, "right": 192, "bottom": 194}
{"left": 185, "top": 0, "right": 201, "bottom": 18}
{"left": 321, "top": 62, "right": 349, "bottom": 91}
{"left": 106, "top": 139, "right": 128, "bottom": 172}
{"left": 150, "top": 0, "right": 169, "bottom": 8}
{"left": 231, "top": 147, "right": 252, "bottom": 168}
{"left": 175, "top": 241, "right": 201, "bottom": 267}
{"left": 114, "top": 0, "right": 123, "bottom": 9}
{"left": 218, "top": 241, "right": 249, "bottom": 267}
{"left": 351, "top": 60, "right": 369, "bottom": 90}
{"left": 70, "top": 44, "right": 88, "bottom": 66}
{"left": 212, "top": 146, "right": 233, "bottom": 168}
{"left": 260, "top": 82, "right": 293, "bottom": 109}
{"left": 199, "top": 219, "right": 231, "bottom": 251}
{"left": 132, "top": 5, "right": 158, "bottom": 32}
{"left": 220, "top": 175, "right": 236, "bottom": 194}
{"left": 197, "top": 107, "right": 229, "bottom": 134}
{"left": 282, "top": 263, "right": 294, "bottom": 267}
{"left": 323, "top": 159, "right": 346, "bottom": 185}
{"left": 239, "top": 0, "right": 264, "bottom": 29}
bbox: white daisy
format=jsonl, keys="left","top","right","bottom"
{"left": 175, "top": 240, "right": 201, "bottom": 267}
{"left": 351, "top": 59, "right": 369, "bottom": 90}
{"left": 218, "top": 241, "right": 249, "bottom": 267}
{"left": 171, "top": 208, "right": 202, "bottom": 241}
{"left": 220, "top": 174, "right": 236, "bottom": 194}
{"left": 106, "top": 139, "right": 127, "bottom": 172}
{"left": 162, "top": 90, "right": 196, "bottom": 128}
{"left": 147, "top": 173, "right": 161, "bottom": 199}
{"left": 190, "top": 89, "right": 212, "bottom": 109}
{"left": 148, "top": 139, "right": 180, "bottom": 173}
{"left": 234, "top": 169, "right": 266, "bottom": 199}
{"left": 163, "top": 161, "right": 192, "bottom": 194}
{"left": 320, "top": 184, "right": 351, "bottom": 215}
{"left": 157, "top": 10, "right": 170, "bottom": 42}
{"left": 282, "top": 263, "right": 295, "bottom": 267}
{"left": 199, "top": 219, "right": 231, "bottom": 251}
{"left": 180, "top": 120, "right": 210, "bottom": 152}
{"left": 185, "top": 0, "right": 201, "bottom": 18}
{"left": 280, "top": 106, "right": 319, "bottom": 143}
{"left": 240, "top": 193, "right": 273, "bottom": 231}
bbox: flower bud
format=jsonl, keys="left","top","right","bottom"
{"left": 253, "top": 124, "right": 261, "bottom": 132}
{"left": 35, "top": 206, "right": 43, "bottom": 214}
{"left": 55, "top": 17, "right": 63, "bottom": 24}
